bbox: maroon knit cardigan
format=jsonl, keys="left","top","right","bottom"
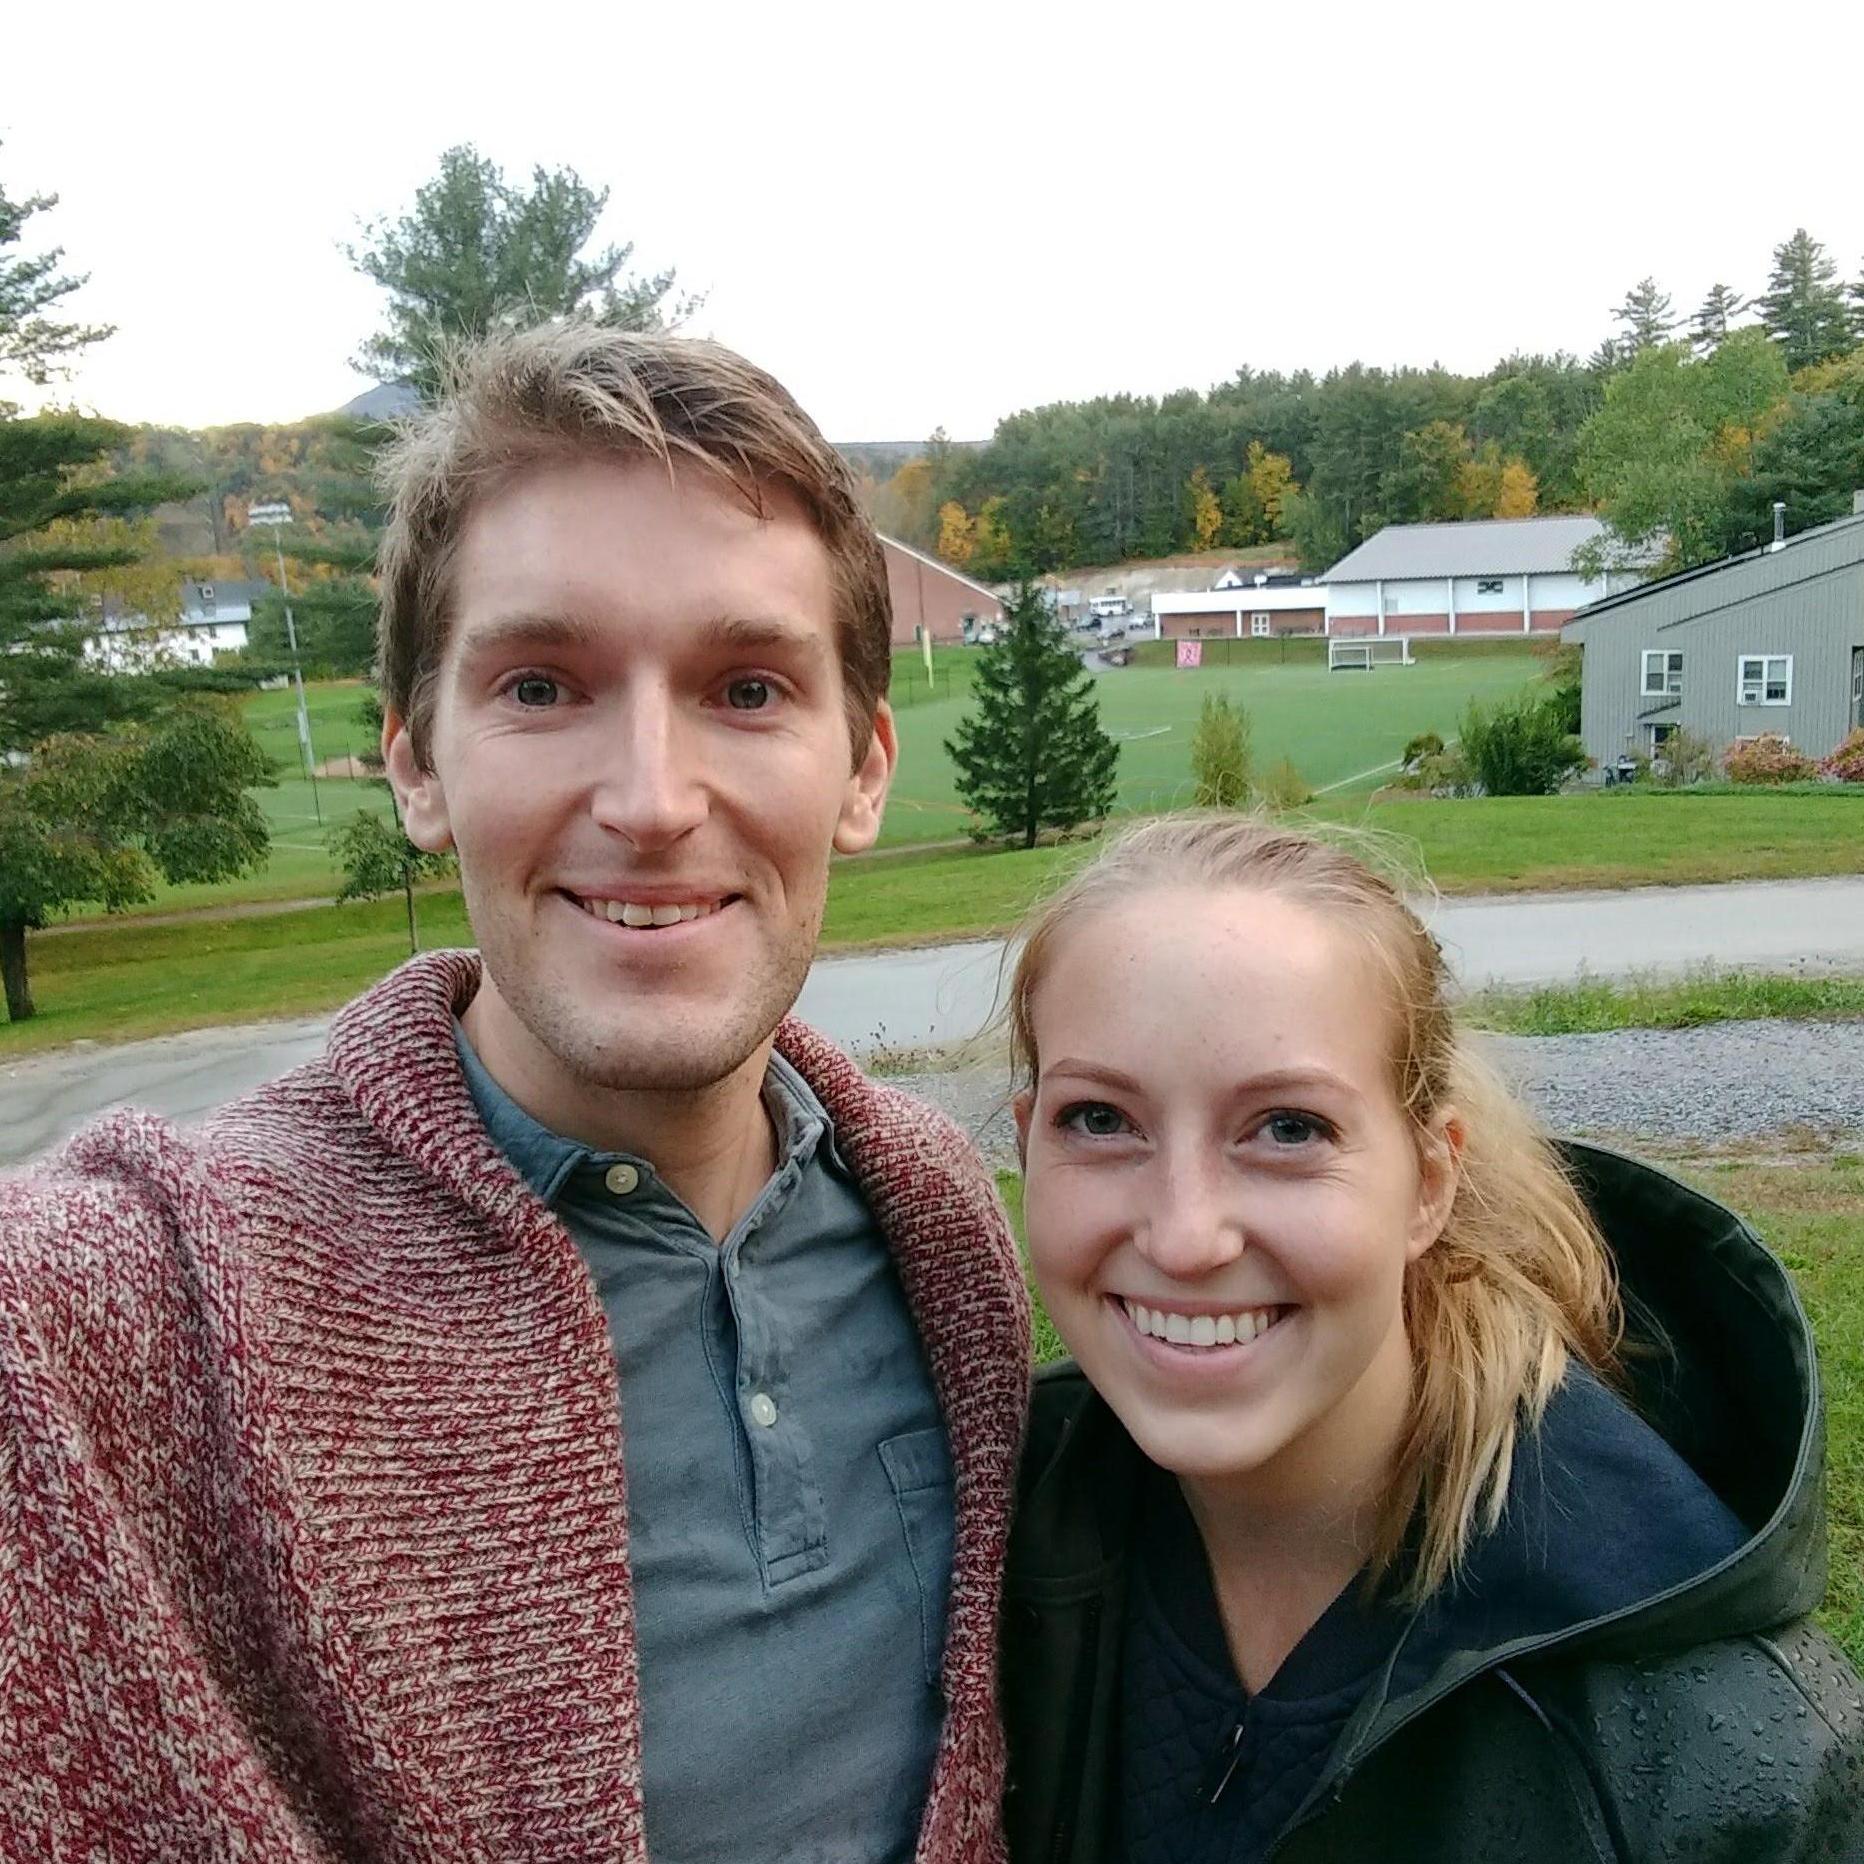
{"left": 0, "top": 951, "right": 1031, "bottom": 1862}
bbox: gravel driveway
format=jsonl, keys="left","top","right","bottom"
{"left": 886, "top": 1017, "right": 1864, "bottom": 1170}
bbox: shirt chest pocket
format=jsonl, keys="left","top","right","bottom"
{"left": 879, "top": 1426, "right": 956, "bottom": 1690}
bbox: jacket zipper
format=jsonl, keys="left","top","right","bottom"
{"left": 1201, "top": 1715, "right": 1249, "bottom": 1805}
{"left": 1047, "top": 1598, "right": 1104, "bottom": 1864}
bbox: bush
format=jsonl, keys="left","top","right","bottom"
{"left": 1723, "top": 733, "right": 1818, "bottom": 785}
{"left": 1650, "top": 727, "right": 1716, "bottom": 788}
{"left": 1401, "top": 730, "right": 1444, "bottom": 769}
{"left": 1259, "top": 756, "right": 1312, "bottom": 809}
{"left": 1190, "top": 692, "right": 1252, "bottom": 807}
{"left": 1820, "top": 728, "right": 1864, "bottom": 783}
{"left": 1539, "top": 643, "right": 1583, "bottom": 734}
{"left": 1458, "top": 692, "right": 1587, "bottom": 796}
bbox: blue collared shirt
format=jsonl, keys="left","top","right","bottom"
{"left": 455, "top": 1025, "right": 953, "bottom": 1863}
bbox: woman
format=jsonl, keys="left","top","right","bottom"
{"left": 1000, "top": 814, "right": 1861, "bottom": 1863}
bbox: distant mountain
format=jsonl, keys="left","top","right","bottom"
{"left": 337, "top": 382, "right": 421, "bottom": 421}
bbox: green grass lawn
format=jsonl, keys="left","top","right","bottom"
{"left": 1466, "top": 968, "right": 1864, "bottom": 1035}
{"left": 999, "top": 1153, "right": 1863, "bottom": 1671}
{"left": 13, "top": 787, "right": 1864, "bottom": 1056}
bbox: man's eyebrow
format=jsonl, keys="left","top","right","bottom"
{"left": 452, "top": 612, "right": 607, "bottom": 659}
{"left": 702, "top": 615, "right": 830, "bottom": 659}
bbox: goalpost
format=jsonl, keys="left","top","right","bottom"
{"left": 1328, "top": 636, "right": 1416, "bottom": 671}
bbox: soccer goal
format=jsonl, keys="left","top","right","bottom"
{"left": 1328, "top": 636, "right": 1416, "bottom": 671}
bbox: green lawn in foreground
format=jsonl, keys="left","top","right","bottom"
{"left": 999, "top": 1154, "right": 1864, "bottom": 1671}
{"left": 12, "top": 788, "right": 1864, "bottom": 1055}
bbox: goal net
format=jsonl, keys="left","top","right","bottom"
{"left": 1328, "top": 636, "right": 1416, "bottom": 671}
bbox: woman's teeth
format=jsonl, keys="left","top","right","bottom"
{"left": 1122, "top": 1300, "right": 1286, "bottom": 1349}
{"left": 578, "top": 897, "right": 722, "bottom": 928}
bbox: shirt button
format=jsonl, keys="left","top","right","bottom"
{"left": 748, "top": 1392, "right": 779, "bottom": 1429}
{"left": 604, "top": 1163, "right": 641, "bottom": 1197}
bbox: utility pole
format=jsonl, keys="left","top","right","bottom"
{"left": 247, "top": 501, "right": 321, "bottom": 827}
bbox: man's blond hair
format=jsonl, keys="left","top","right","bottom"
{"left": 375, "top": 323, "right": 893, "bottom": 768}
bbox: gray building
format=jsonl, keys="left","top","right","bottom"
{"left": 1563, "top": 500, "right": 1864, "bottom": 773}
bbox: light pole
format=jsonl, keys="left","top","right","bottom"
{"left": 247, "top": 500, "right": 321, "bottom": 827}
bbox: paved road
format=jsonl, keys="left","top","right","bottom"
{"left": 4, "top": 874, "right": 1862, "bottom": 1168}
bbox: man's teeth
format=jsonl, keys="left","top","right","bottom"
{"left": 579, "top": 898, "right": 722, "bottom": 928}
{"left": 1122, "top": 1300, "right": 1286, "bottom": 1348}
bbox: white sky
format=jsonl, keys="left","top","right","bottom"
{"left": 8, "top": 0, "right": 1862, "bottom": 441}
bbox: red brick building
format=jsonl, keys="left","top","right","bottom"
{"left": 881, "top": 537, "right": 1005, "bottom": 647}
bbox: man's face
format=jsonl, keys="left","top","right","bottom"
{"left": 386, "top": 454, "right": 894, "bottom": 1106}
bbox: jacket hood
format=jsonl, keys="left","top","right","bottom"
{"left": 1018, "top": 1140, "right": 1827, "bottom": 1726}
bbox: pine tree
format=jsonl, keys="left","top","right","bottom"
{"left": 1613, "top": 277, "right": 1677, "bottom": 353}
{"left": 1758, "top": 229, "right": 1856, "bottom": 373}
{"left": 945, "top": 582, "right": 1119, "bottom": 849}
{"left": 1689, "top": 283, "right": 1749, "bottom": 355}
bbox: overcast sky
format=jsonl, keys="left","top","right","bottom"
{"left": 8, "top": 0, "right": 1862, "bottom": 441}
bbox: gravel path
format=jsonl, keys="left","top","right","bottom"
{"left": 883, "top": 1016, "right": 1864, "bottom": 1169}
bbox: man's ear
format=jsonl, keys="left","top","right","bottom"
{"left": 1012, "top": 1088, "right": 1035, "bottom": 1166}
{"left": 383, "top": 709, "right": 455, "bottom": 854}
{"left": 1406, "top": 1108, "right": 1464, "bottom": 1263}
{"left": 833, "top": 701, "right": 899, "bottom": 856}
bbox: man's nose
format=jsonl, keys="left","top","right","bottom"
{"left": 589, "top": 686, "right": 708, "bottom": 850}
{"left": 1136, "top": 1153, "right": 1248, "bottom": 1282}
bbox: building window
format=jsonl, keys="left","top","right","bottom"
{"left": 1475, "top": 578, "right": 1504, "bottom": 595}
{"left": 1251, "top": 612, "right": 1272, "bottom": 637}
{"left": 1737, "top": 654, "right": 1792, "bottom": 706}
{"left": 1641, "top": 649, "right": 1683, "bottom": 697}
{"left": 1648, "top": 721, "right": 1678, "bottom": 753}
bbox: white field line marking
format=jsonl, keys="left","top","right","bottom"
{"left": 1114, "top": 726, "right": 1173, "bottom": 742}
{"left": 1317, "top": 758, "right": 1402, "bottom": 794}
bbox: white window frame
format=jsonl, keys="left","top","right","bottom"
{"left": 1641, "top": 649, "right": 1683, "bottom": 697}
{"left": 1736, "top": 653, "right": 1792, "bottom": 707}
{"left": 1251, "top": 612, "right": 1272, "bottom": 637}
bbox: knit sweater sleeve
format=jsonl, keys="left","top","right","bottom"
{"left": 0, "top": 1132, "right": 341, "bottom": 1860}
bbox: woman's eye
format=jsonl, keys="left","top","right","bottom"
{"left": 1058, "top": 1101, "right": 1130, "bottom": 1139}
{"left": 510, "top": 675, "right": 559, "bottom": 708}
{"left": 725, "top": 677, "right": 774, "bottom": 711}
{"left": 1262, "top": 1111, "right": 1329, "bottom": 1147}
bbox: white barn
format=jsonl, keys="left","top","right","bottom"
{"left": 84, "top": 578, "right": 269, "bottom": 672}
{"left": 1323, "top": 516, "right": 1642, "bottom": 638}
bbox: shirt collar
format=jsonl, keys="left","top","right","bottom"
{"left": 453, "top": 1020, "right": 839, "bottom": 1208}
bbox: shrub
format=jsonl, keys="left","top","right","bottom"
{"left": 1650, "top": 727, "right": 1716, "bottom": 788}
{"left": 1190, "top": 692, "right": 1252, "bottom": 807}
{"left": 1539, "top": 643, "right": 1583, "bottom": 733}
{"left": 1459, "top": 692, "right": 1587, "bottom": 796}
{"left": 1723, "top": 733, "right": 1818, "bottom": 785}
{"left": 1820, "top": 728, "right": 1864, "bottom": 783}
{"left": 1401, "top": 730, "right": 1445, "bottom": 769}
{"left": 1259, "top": 756, "right": 1312, "bottom": 809}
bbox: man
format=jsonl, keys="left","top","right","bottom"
{"left": 0, "top": 326, "right": 1029, "bottom": 1862}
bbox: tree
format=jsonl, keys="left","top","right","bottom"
{"left": 1689, "top": 283, "right": 1749, "bottom": 354}
{"left": 331, "top": 805, "right": 456, "bottom": 956}
{"left": 0, "top": 412, "right": 200, "bottom": 753}
{"left": 1613, "top": 277, "right": 1677, "bottom": 353}
{"left": 1, "top": 143, "right": 114, "bottom": 390}
{"left": 1494, "top": 458, "right": 1539, "bottom": 517}
{"left": 1190, "top": 692, "right": 1251, "bottom": 807}
{"left": 347, "top": 144, "right": 700, "bottom": 400}
{"left": 1758, "top": 229, "right": 1856, "bottom": 374}
{"left": 1382, "top": 421, "right": 1474, "bottom": 523}
{"left": 970, "top": 496, "right": 1014, "bottom": 578}
{"left": 1714, "top": 390, "right": 1864, "bottom": 555}
{"left": 0, "top": 703, "right": 271, "bottom": 1021}
{"left": 1186, "top": 466, "right": 1223, "bottom": 551}
{"left": 936, "top": 499, "right": 975, "bottom": 566}
{"left": 1222, "top": 441, "right": 1296, "bottom": 546}
{"left": 945, "top": 582, "right": 1118, "bottom": 848}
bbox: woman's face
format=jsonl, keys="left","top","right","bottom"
{"left": 1016, "top": 886, "right": 1457, "bottom": 1494}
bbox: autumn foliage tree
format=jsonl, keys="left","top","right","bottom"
{"left": 945, "top": 582, "right": 1119, "bottom": 848}
{"left": 1186, "top": 466, "right": 1223, "bottom": 550}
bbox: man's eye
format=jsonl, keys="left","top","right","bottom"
{"left": 725, "top": 678, "right": 773, "bottom": 711}
{"left": 1058, "top": 1101, "right": 1130, "bottom": 1139}
{"left": 510, "top": 675, "right": 560, "bottom": 708}
{"left": 1262, "top": 1111, "right": 1329, "bottom": 1146}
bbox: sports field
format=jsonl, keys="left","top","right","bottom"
{"left": 878, "top": 645, "right": 1543, "bottom": 846}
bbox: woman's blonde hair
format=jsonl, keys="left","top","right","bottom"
{"left": 1008, "top": 813, "right": 1622, "bottom": 1601}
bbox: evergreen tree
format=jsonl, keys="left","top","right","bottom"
{"left": 1613, "top": 277, "right": 1677, "bottom": 353}
{"left": 1758, "top": 229, "right": 1856, "bottom": 373}
{"left": 945, "top": 582, "right": 1118, "bottom": 849}
{"left": 347, "top": 144, "right": 701, "bottom": 401}
{"left": 1689, "top": 283, "right": 1749, "bottom": 354}
{"left": 0, "top": 142, "right": 114, "bottom": 389}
